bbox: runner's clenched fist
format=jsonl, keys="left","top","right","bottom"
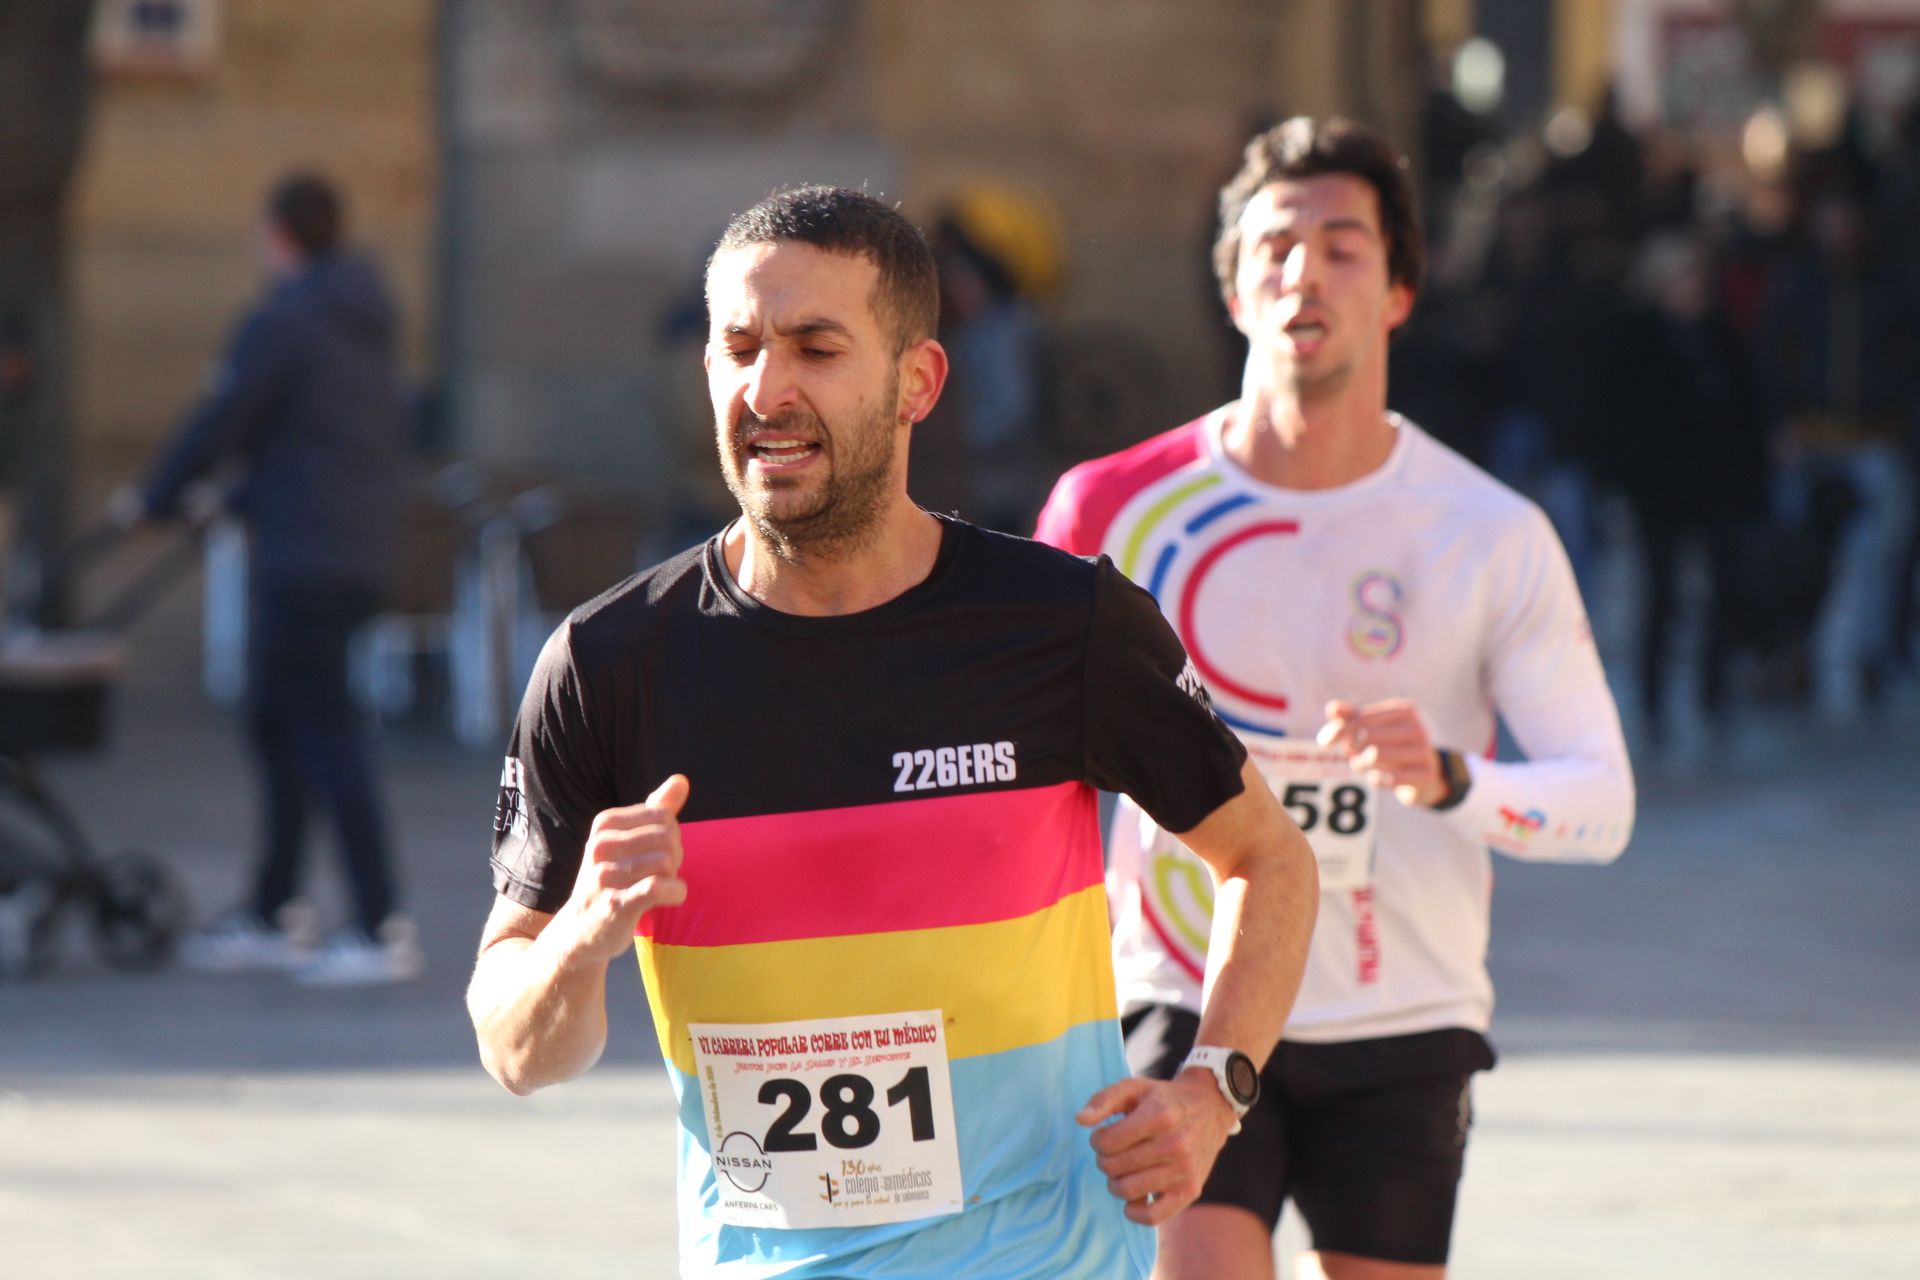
{"left": 554, "top": 775, "right": 690, "bottom": 966}
{"left": 1317, "top": 699, "right": 1444, "bottom": 808}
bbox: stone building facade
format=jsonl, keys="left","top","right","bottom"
{"left": 67, "top": 0, "right": 1606, "bottom": 531}
{"left": 439, "top": 0, "right": 1433, "bottom": 527}
{"left": 68, "top": 0, "right": 437, "bottom": 472}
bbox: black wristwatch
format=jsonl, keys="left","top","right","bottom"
{"left": 1180, "top": 1046, "right": 1261, "bottom": 1134}
{"left": 1431, "top": 747, "right": 1472, "bottom": 811}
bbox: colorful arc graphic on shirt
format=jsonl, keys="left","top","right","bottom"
{"left": 1119, "top": 480, "right": 1298, "bottom": 737}
{"left": 1143, "top": 850, "right": 1215, "bottom": 982}
{"left": 1119, "top": 474, "right": 1223, "bottom": 584}
{"left": 1177, "top": 520, "right": 1301, "bottom": 714}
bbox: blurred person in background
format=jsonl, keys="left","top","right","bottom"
{"left": 1474, "top": 180, "right": 1619, "bottom": 597}
{"left": 1478, "top": 93, "right": 1646, "bottom": 602}
{"left": 1414, "top": 47, "right": 1490, "bottom": 259}
{"left": 1605, "top": 231, "right": 1770, "bottom": 750}
{"left": 925, "top": 192, "right": 1050, "bottom": 533}
{"left": 1882, "top": 97, "right": 1920, "bottom": 681}
{"left": 1553, "top": 84, "right": 1646, "bottom": 248}
{"left": 117, "top": 172, "right": 420, "bottom": 985}
{"left": 1037, "top": 117, "right": 1635, "bottom": 1280}
{"left": 1754, "top": 183, "right": 1920, "bottom": 715}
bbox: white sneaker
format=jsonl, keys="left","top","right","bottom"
{"left": 179, "top": 908, "right": 312, "bottom": 973}
{"left": 292, "top": 916, "right": 424, "bottom": 987}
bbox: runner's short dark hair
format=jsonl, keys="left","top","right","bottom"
{"left": 1213, "top": 117, "right": 1424, "bottom": 305}
{"left": 266, "top": 172, "right": 344, "bottom": 258}
{"left": 710, "top": 186, "right": 939, "bottom": 355}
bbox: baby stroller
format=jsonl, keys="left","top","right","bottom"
{"left": 0, "top": 520, "right": 196, "bottom": 976}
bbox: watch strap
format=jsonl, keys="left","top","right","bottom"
{"left": 1180, "top": 1045, "right": 1255, "bottom": 1135}
{"left": 1431, "top": 747, "right": 1472, "bottom": 812}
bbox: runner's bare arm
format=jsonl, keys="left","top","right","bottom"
{"left": 1079, "top": 756, "right": 1317, "bottom": 1225}
{"left": 1179, "top": 755, "right": 1319, "bottom": 1067}
{"left": 467, "top": 775, "right": 691, "bottom": 1094}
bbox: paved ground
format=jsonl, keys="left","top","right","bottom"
{"left": 3, "top": 557, "right": 1918, "bottom": 1278}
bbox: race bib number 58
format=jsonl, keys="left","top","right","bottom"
{"left": 1248, "top": 740, "right": 1377, "bottom": 891}
{"left": 689, "top": 1011, "right": 964, "bottom": 1229}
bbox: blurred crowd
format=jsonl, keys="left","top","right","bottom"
{"left": 876, "top": 85, "right": 1920, "bottom": 751}
{"left": 1383, "top": 87, "right": 1920, "bottom": 742}
{"left": 10, "top": 75, "right": 1918, "bottom": 760}
{"left": 900, "top": 85, "right": 1920, "bottom": 749}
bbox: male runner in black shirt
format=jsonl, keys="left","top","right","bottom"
{"left": 466, "top": 186, "right": 1317, "bottom": 1278}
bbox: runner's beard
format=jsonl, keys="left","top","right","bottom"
{"left": 720, "top": 384, "right": 900, "bottom": 561}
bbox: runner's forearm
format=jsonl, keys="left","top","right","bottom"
{"left": 1444, "top": 680, "right": 1635, "bottom": 863}
{"left": 1196, "top": 840, "right": 1316, "bottom": 1069}
{"left": 467, "top": 924, "right": 612, "bottom": 1094}
{"left": 1180, "top": 760, "right": 1319, "bottom": 1068}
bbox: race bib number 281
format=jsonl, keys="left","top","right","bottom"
{"left": 690, "top": 1010, "right": 964, "bottom": 1229}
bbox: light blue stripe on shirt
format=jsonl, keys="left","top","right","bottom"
{"left": 666, "top": 1018, "right": 1155, "bottom": 1279}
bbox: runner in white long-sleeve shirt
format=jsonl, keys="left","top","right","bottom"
{"left": 1036, "top": 116, "right": 1635, "bottom": 1280}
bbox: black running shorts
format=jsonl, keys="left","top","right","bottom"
{"left": 1122, "top": 1004, "right": 1496, "bottom": 1266}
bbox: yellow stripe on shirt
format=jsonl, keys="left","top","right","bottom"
{"left": 637, "top": 883, "right": 1118, "bottom": 1075}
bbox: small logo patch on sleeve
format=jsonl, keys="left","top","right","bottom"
{"left": 1175, "top": 657, "right": 1214, "bottom": 709}
{"left": 495, "top": 757, "right": 528, "bottom": 838}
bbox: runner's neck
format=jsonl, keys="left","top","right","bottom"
{"left": 725, "top": 500, "right": 943, "bottom": 617}
{"left": 1220, "top": 392, "right": 1397, "bottom": 492}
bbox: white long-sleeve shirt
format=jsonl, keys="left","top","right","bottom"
{"left": 1036, "top": 409, "right": 1635, "bottom": 1042}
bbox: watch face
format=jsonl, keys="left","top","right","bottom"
{"left": 1226, "top": 1053, "right": 1260, "bottom": 1106}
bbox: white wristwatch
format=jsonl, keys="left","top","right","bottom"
{"left": 1179, "top": 1045, "right": 1260, "bottom": 1135}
